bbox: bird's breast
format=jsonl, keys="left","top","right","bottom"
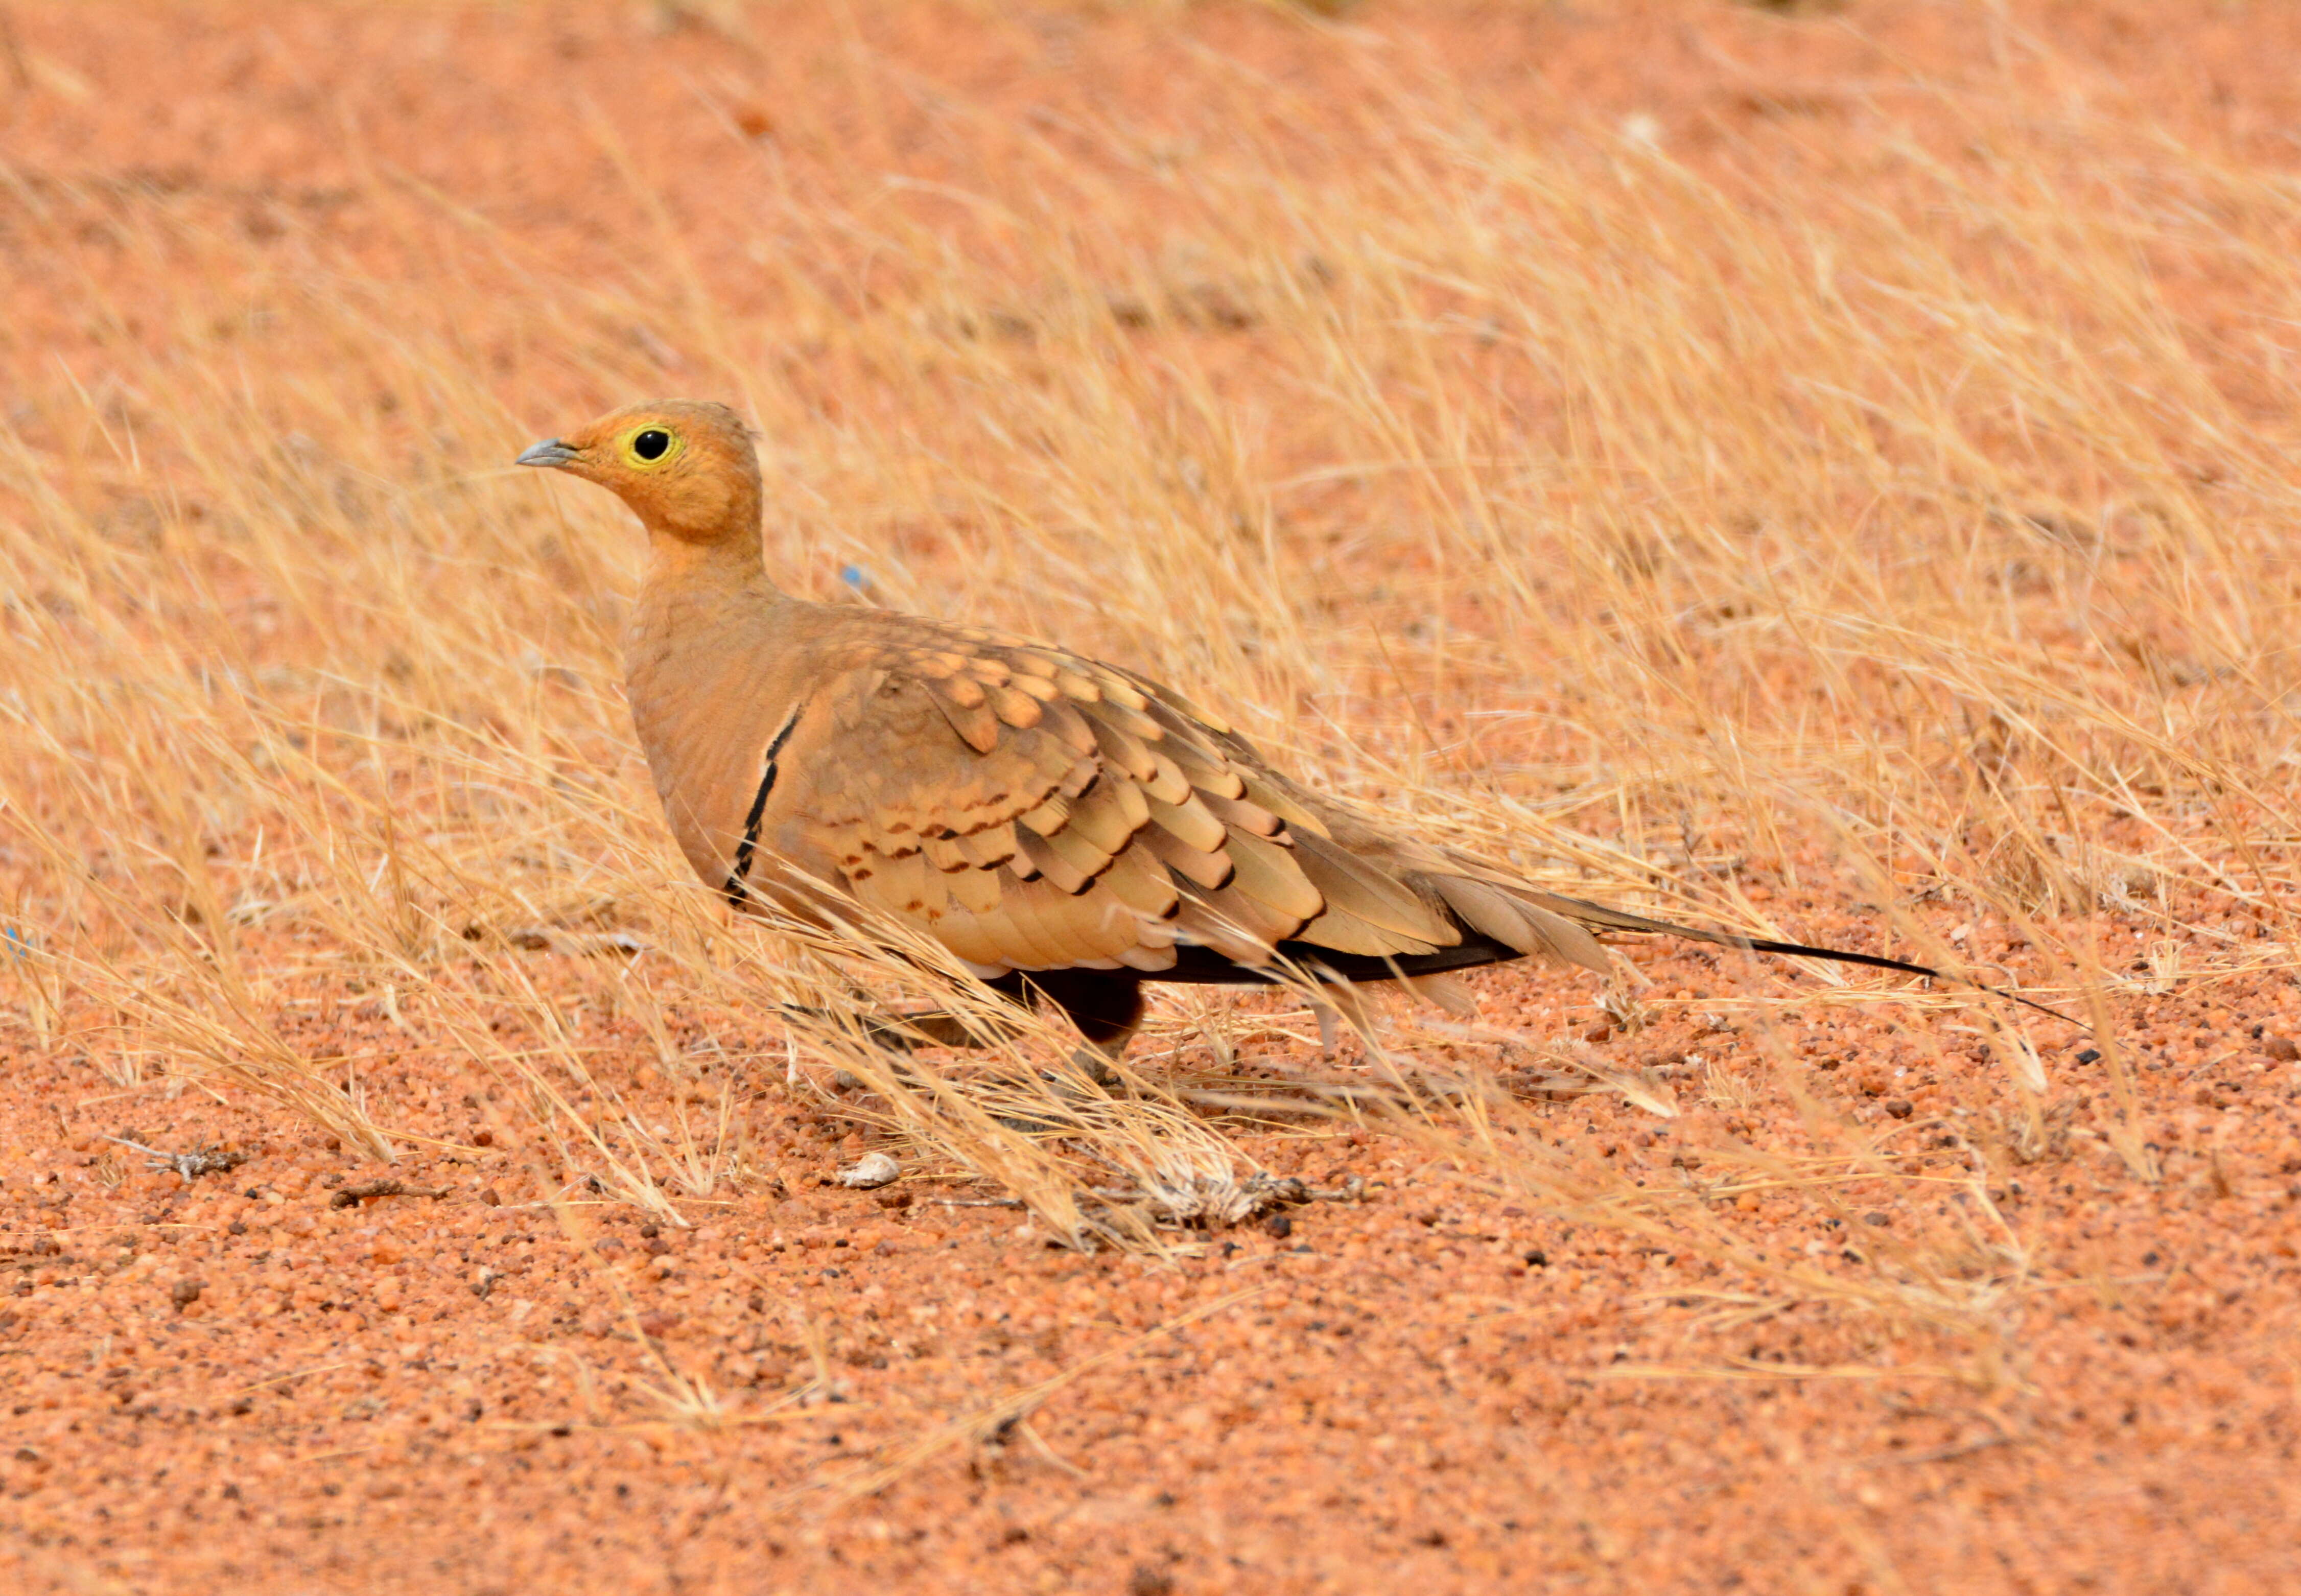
{"left": 623, "top": 600, "right": 804, "bottom": 893}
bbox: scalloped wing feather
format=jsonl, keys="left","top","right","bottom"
{"left": 765, "top": 624, "right": 1328, "bottom": 974}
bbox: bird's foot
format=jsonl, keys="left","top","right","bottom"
{"left": 1036, "top": 1048, "right": 1121, "bottom": 1099}
{"left": 1067, "top": 1048, "right": 1121, "bottom": 1090}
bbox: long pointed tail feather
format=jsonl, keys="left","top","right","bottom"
{"left": 1154, "top": 886, "right": 2077, "bottom": 1026}
{"left": 1527, "top": 889, "right": 2078, "bottom": 1024}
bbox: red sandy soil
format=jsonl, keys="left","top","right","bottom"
{"left": 5, "top": 4, "right": 2301, "bottom": 1593}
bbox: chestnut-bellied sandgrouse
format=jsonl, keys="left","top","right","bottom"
{"left": 516, "top": 399, "right": 1971, "bottom": 1059}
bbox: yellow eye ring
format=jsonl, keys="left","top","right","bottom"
{"left": 621, "top": 425, "right": 684, "bottom": 471}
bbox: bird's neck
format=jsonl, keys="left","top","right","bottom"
{"left": 623, "top": 526, "right": 806, "bottom": 861}
{"left": 641, "top": 522, "right": 773, "bottom": 595}
{"left": 627, "top": 523, "right": 792, "bottom": 701}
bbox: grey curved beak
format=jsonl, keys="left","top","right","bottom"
{"left": 515, "top": 438, "right": 579, "bottom": 468}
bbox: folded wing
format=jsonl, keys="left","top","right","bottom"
{"left": 768, "top": 621, "right": 1591, "bottom": 981}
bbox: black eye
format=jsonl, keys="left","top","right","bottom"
{"left": 632, "top": 428, "right": 672, "bottom": 461}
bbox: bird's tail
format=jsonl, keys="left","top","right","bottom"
{"left": 1517, "top": 888, "right": 2075, "bottom": 1024}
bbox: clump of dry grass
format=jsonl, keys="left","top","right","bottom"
{"left": 1, "top": 12, "right": 2294, "bottom": 1396}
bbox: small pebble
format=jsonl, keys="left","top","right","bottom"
{"left": 837, "top": 1152, "right": 901, "bottom": 1189}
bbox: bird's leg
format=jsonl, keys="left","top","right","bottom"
{"left": 1052, "top": 1048, "right": 1117, "bottom": 1091}
{"left": 785, "top": 971, "right": 1144, "bottom": 1083}
{"left": 1002, "top": 970, "right": 1144, "bottom": 1089}
{"left": 1309, "top": 983, "right": 1377, "bottom": 1060}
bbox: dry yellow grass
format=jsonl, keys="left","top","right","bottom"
{"left": 7, "top": 21, "right": 2288, "bottom": 1186}
{"left": 4, "top": 5, "right": 2300, "bottom": 1583}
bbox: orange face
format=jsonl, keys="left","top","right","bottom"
{"left": 515, "top": 398, "right": 761, "bottom": 544}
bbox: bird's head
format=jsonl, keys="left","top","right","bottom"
{"left": 515, "top": 399, "right": 761, "bottom": 546}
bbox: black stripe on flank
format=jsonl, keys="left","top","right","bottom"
{"left": 721, "top": 703, "right": 807, "bottom": 909}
